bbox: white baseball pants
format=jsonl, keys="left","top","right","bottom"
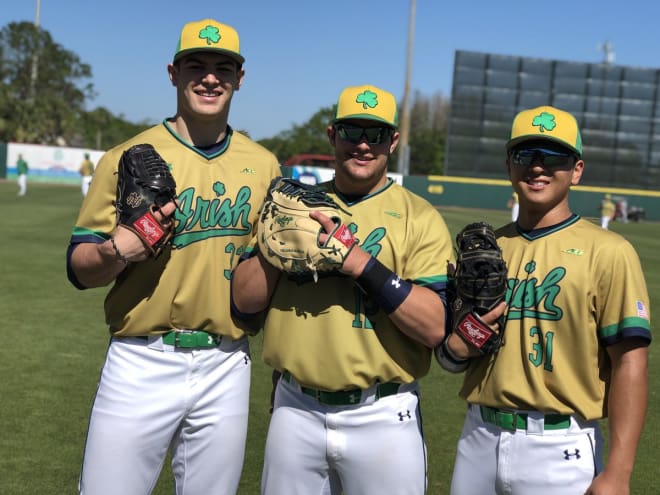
{"left": 261, "top": 375, "right": 427, "bottom": 495}
{"left": 450, "top": 404, "right": 603, "bottom": 495}
{"left": 79, "top": 335, "right": 251, "bottom": 495}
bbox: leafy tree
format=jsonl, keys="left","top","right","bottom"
{"left": 0, "top": 21, "right": 150, "bottom": 149}
{"left": 74, "top": 107, "right": 151, "bottom": 150}
{"left": 258, "top": 106, "right": 336, "bottom": 163}
{"left": 0, "top": 21, "right": 95, "bottom": 144}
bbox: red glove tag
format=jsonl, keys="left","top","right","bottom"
{"left": 132, "top": 211, "right": 166, "bottom": 247}
{"left": 455, "top": 312, "right": 496, "bottom": 350}
{"left": 333, "top": 224, "right": 355, "bottom": 249}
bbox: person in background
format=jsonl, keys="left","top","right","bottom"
{"left": 507, "top": 190, "right": 519, "bottom": 221}
{"left": 600, "top": 193, "right": 616, "bottom": 229}
{"left": 78, "top": 153, "right": 95, "bottom": 197}
{"left": 437, "top": 105, "right": 651, "bottom": 495}
{"left": 16, "top": 153, "right": 28, "bottom": 196}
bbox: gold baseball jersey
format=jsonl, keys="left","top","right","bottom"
{"left": 460, "top": 215, "right": 652, "bottom": 420}
{"left": 79, "top": 159, "right": 94, "bottom": 177}
{"left": 260, "top": 180, "right": 454, "bottom": 390}
{"left": 68, "top": 123, "right": 281, "bottom": 338}
{"left": 601, "top": 199, "right": 616, "bottom": 218}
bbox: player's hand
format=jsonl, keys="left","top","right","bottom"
{"left": 310, "top": 210, "right": 369, "bottom": 278}
{"left": 111, "top": 200, "right": 177, "bottom": 262}
{"left": 446, "top": 301, "right": 508, "bottom": 359}
{"left": 583, "top": 469, "right": 630, "bottom": 495}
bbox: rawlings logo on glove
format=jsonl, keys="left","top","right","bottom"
{"left": 257, "top": 177, "right": 355, "bottom": 282}
{"left": 449, "top": 221, "right": 508, "bottom": 355}
{"left": 115, "top": 144, "right": 177, "bottom": 257}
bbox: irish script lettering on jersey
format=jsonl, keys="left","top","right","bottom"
{"left": 505, "top": 261, "right": 565, "bottom": 321}
{"left": 172, "top": 182, "right": 252, "bottom": 248}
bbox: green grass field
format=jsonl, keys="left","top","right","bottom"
{"left": 0, "top": 181, "right": 657, "bottom": 494}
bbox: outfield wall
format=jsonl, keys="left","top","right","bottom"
{"left": 405, "top": 175, "right": 660, "bottom": 222}
{"left": 283, "top": 165, "right": 660, "bottom": 222}
{"left": 3, "top": 142, "right": 105, "bottom": 185}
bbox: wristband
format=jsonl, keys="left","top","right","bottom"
{"left": 442, "top": 336, "right": 469, "bottom": 363}
{"left": 110, "top": 237, "right": 129, "bottom": 265}
{"left": 355, "top": 257, "right": 413, "bottom": 314}
{"left": 434, "top": 336, "right": 470, "bottom": 373}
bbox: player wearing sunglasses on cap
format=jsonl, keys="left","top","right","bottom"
{"left": 437, "top": 105, "right": 651, "bottom": 495}
{"left": 232, "top": 84, "right": 454, "bottom": 494}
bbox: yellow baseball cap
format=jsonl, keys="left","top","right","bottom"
{"left": 173, "top": 19, "right": 244, "bottom": 65}
{"left": 334, "top": 85, "right": 399, "bottom": 128}
{"left": 506, "top": 105, "right": 582, "bottom": 156}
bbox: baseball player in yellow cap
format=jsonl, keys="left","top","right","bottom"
{"left": 600, "top": 193, "right": 616, "bottom": 229}
{"left": 66, "top": 19, "right": 280, "bottom": 494}
{"left": 437, "top": 105, "right": 652, "bottom": 494}
{"left": 232, "top": 84, "right": 455, "bottom": 494}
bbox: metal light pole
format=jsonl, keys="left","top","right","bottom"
{"left": 397, "top": 0, "right": 416, "bottom": 176}
{"left": 29, "top": 0, "right": 41, "bottom": 101}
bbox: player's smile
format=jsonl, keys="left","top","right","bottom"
{"left": 349, "top": 153, "right": 375, "bottom": 166}
{"left": 195, "top": 89, "right": 221, "bottom": 98}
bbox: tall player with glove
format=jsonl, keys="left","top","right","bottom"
{"left": 232, "top": 85, "right": 454, "bottom": 495}
{"left": 66, "top": 19, "right": 281, "bottom": 495}
{"left": 437, "top": 106, "right": 651, "bottom": 495}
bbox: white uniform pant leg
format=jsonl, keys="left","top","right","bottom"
{"left": 82, "top": 176, "right": 92, "bottom": 196}
{"left": 170, "top": 336, "right": 251, "bottom": 495}
{"left": 601, "top": 216, "right": 610, "bottom": 229}
{"left": 451, "top": 405, "right": 603, "bottom": 495}
{"left": 262, "top": 378, "right": 426, "bottom": 495}
{"left": 450, "top": 405, "right": 500, "bottom": 495}
{"left": 17, "top": 174, "right": 26, "bottom": 195}
{"left": 79, "top": 336, "right": 251, "bottom": 495}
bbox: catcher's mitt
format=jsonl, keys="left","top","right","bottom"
{"left": 257, "top": 177, "right": 355, "bottom": 281}
{"left": 115, "top": 144, "right": 177, "bottom": 257}
{"left": 449, "top": 222, "right": 508, "bottom": 355}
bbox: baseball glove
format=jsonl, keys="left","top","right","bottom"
{"left": 257, "top": 177, "right": 355, "bottom": 282}
{"left": 449, "top": 222, "right": 508, "bottom": 355}
{"left": 115, "top": 143, "right": 177, "bottom": 257}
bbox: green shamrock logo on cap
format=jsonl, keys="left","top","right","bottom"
{"left": 532, "top": 112, "right": 556, "bottom": 133}
{"left": 356, "top": 90, "right": 378, "bottom": 109}
{"left": 199, "top": 25, "right": 221, "bottom": 45}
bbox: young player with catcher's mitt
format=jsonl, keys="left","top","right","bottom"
{"left": 231, "top": 85, "right": 454, "bottom": 495}
{"left": 66, "top": 19, "right": 281, "bottom": 495}
{"left": 437, "top": 106, "right": 652, "bottom": 495}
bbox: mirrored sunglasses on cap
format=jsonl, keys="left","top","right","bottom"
{"left": 510, "top": 146, "right": 577, "bottom": 167}
{"left": 335, "top": 123, "right": 393, "bottom": 145}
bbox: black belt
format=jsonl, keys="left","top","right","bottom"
{"left": 282, "top": 371, "right": 400, "bottom": 406}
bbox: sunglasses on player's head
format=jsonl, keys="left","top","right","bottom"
{"left": 334, "top": 123, "right": 394, "bottom": 145}
{"left": 510, "top": 146, "right": 577, "bottom": 168}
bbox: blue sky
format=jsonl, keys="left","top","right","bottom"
{"left": 3, "top": 0, "right": 659, "bottom": 141}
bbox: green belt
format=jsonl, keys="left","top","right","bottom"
{"left": 282, "top": 371, "right": 400, "bottom": 406}
{"left": 480, "top": 405, "right": 570, "bottom": 431}
{"left": 158, "top": 330, "right": 222, "bottom": 348}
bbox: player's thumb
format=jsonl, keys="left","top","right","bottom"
{"left": 158, "top": 201, "right": 178, "bottom": 218}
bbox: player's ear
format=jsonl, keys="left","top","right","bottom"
{"left": 235, "top": 67, "right": 246, "bottom": 91}
{"left": 389, "top": 131, "right": 400, "bottom": 154}
{"left": 167, "top": 64, "right": 177, "bottom": 87}
{"left": 327, "top": 125, "right": 337, "bottom": 146}
{"left": 571, "top": 159, "right": 585, "bottom": 186}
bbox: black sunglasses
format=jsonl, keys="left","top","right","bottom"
{"left": 335, "top": 124, "right": 393, "bottom": 145}
{"left": 510, "top": 148, "right": 577, "bottom": 168}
